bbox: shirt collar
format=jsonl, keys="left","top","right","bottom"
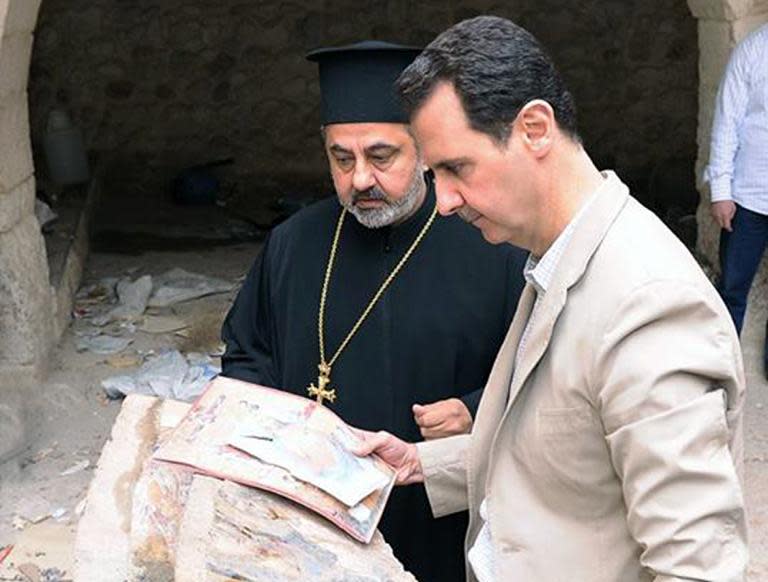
{"left": 524, "top": 174, "right": 609, "bottom": 294}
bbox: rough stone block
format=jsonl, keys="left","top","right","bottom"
{"left": 0, "top": 215, "right": 52, "bottom": 367}
{"left": 699, "top": 62, "right": 731, "bottom": 97}
{"left": 75, "top": 395, "right": 416, "bottom": 582}
{"left": 1, "top": 0, "right": 41, "bottom": 36}
{"left": 0, "top": 175, "right": 34, "bottom": 233}
{"left": 698, "top": 19, "right": 735, "bottom": 75}
{"left": 74, "top": 396, "right": 171, "bottom": 581}
{"left": 175, "top": 477, "right": 417, "bottom": 581}
{"left": 688, "top": 0, "right": 758, "bottom": 20}
{"left": 0, "top": 93, "right": 33, "bottom": 192}
{"left": 0, "top": 31, "right": 31, "bottom": 100}
{"left": 732, "top": 13, "right": 768, "bottom": 40}
{"left": 728, "top": 0, "right": 766, "bottom": 19}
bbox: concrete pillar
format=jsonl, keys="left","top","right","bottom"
{"left": 0, "top": 0, "right": 49, "bottom": 461}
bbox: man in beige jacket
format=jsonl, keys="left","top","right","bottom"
{"left": 357, "top": 16, "right": 748, "bottom": 582}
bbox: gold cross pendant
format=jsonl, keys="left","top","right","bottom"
{"left": 307, "top": 362, "right": 336, "bottom": 405}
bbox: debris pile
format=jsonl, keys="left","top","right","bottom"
{"left": 71, "top": 268, "right": 231, "bottom": 401}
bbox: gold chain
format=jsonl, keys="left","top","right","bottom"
{"left": 312, "top": 204, "right": 438, "bottom": 403}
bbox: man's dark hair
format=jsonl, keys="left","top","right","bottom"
{"left": 398, "top": 16, "right": 579, "bottom": 144}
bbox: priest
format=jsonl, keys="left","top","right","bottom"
{"left": 220, "top": 41, "right": 526, "bottom": 582}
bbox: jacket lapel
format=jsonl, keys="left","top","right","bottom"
{"left": 502, "top": 287, "right": 566, "bottom": 413}
{"left": 466, "top": 282, "right": 536, "bottom": 532}
{"left": 502, "top": 172, "right": 631, "bottom": 415}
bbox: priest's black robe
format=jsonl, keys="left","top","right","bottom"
{"left": 221, "top": 183, "right": 526, "bottom": 582}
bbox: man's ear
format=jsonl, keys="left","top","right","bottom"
{"left": 516, "top": 99, "right": 555, "bottom": 156}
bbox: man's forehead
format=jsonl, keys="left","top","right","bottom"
{"left": 410, "top": 83, "right": 497, "bottom": 164}
{"left": 412, "top": 83, "right": 468, "bottom": 135}
{"left": 324, "top": 122, "right": 413, "bottom": 148}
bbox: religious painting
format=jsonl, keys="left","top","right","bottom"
{"left": 153, "top": 376, "right": 396, "bottom": 543}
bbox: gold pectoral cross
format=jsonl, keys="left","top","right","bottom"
{"left": 307, "top": 362, "right": 336, "bottom": 405}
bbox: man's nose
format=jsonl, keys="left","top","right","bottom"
{"left": 352, "top": 160, "right": 376, "bottom": 192}
{"left": 434, "top": 176, "right": 464, "bottom": 216}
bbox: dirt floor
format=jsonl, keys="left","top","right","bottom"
{"left": 1, "top": 218, "right": 767, "bottom": 579}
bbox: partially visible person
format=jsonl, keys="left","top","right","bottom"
{"left": 220, "top": 41, "right": 527, "bottom": 582}
{"left": 357, "top": 16, "right": 748, "bottom": 582}
{"left": 704, "top": 23, "right": 768, "bottom": 377}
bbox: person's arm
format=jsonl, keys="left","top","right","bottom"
{"left": 593, "top": 280, "right": 747, "bottom": 581}
{"left": 355, "top": 431, "right": 471, "bottom": 518}
{"left": 220, "top": 235, "right": 279, "bottom": 387}
{"left": 704, "top": 39, "right": 751, "bottom": 210}
{"left": 413, "top": 397, "right": 475, "bottom": 439}
{"left": 417, "top": 433, "right": 470, "bottom": 517}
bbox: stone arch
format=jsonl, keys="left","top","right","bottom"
{"left": 0, "top": 0, "right": 50, "bottom": 458}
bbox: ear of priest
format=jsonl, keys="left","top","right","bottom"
{"left": 220, "top": 41, "right": 528, "bottom": 582}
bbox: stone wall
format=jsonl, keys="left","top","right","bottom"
{"left": 27, "top": 0, "right": 698, "bottom": 203}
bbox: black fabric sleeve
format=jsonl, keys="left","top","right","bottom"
{"left": 220, "top": 235, "right": 280, "bottom": 387}
{"left": 459, "top": 389, "right": 483, "bottom": 419}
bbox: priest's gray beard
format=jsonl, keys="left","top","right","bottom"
{"left": 344, "top": 168, "right": 425, "bottom": 229}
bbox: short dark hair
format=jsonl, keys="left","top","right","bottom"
{"left": 397, "top": 16, "right": 579, "bottom": 144}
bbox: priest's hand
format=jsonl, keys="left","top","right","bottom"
{"left": 413, "top": 398, "right": 472, "bottom": 439}
{"left": 353, "top": 430, "right": 424, "bottom": 485}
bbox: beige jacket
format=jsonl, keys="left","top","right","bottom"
{"left": 418, "top": 173, "right": 747, "bottom": 582}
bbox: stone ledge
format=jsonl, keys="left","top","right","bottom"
{"left": 53, "top": 176, "right": 101, "bottom": 339}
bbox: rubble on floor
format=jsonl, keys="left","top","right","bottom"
{"left": 69, "top": 268, "right": 229, "bottom": 401}
{"left": 101, "top": 349, "right": 219, "bottom": 400}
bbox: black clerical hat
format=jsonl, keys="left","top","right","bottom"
{"left": 306, "top": 40, "right": 421, "bottom": 125}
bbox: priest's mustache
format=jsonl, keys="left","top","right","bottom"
{"left": 352, "top": 187, "right": 389, "bottom": 203}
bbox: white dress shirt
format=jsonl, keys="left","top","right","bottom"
{"left": 703, "top": 23, "right": 768, "bottom": 214}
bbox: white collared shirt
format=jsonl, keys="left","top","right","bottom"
{"left": 703, "top": 23, "right": 768, "bottom": 214}
{"left": 468, "top": 175, "right": 604, "bottom": 582}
